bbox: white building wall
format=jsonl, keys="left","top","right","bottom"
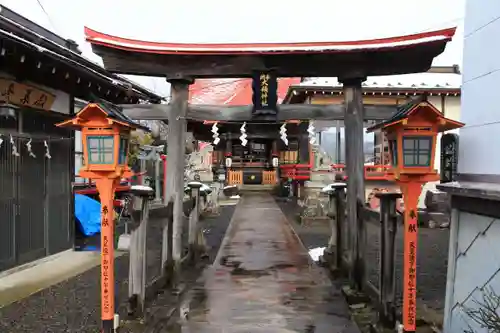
{"left": 458, "top": 0, "right": 500, "bottom": 175}
{"left": 444, "top": 1, "right": 500, "bottom": 331}
{"left": 447, "top": 213, "right": 500, "bottom": 333}
{"left": 74, "top": 131, "right": 85, "bottom": 183}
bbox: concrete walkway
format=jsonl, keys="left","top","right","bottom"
{"left": 164, "top": 193, "right": 359, "bottom": 333}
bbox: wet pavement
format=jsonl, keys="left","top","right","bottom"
{"left": 161, "top": 193, "right": 359, "bottom": 333}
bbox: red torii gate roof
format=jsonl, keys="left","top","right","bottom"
{"left": 85, "top": 27, "right": 455, "bottom": 55}
{"left": 84, "top": 27, "right": 456, "bottom": 78}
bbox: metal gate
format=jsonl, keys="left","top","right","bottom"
{"left": 0, "top": 135, "right": 17, "bottom": 270}
{"left": 0, "top": 110, "right": 73, "bottom": 271}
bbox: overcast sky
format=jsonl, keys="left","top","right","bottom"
{"left": 2, "top": 0, "right": 466, "bottom": 98}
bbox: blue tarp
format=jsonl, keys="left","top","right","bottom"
{"left": 74, "top": 194, "right": 101, "bottom": 236}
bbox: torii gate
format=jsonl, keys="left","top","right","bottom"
{"left": 84, "top": 25, "right": 456, "bottom": 300}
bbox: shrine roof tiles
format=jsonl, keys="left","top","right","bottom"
{"left": 298, "top": 72, "right": 462, "bottom": 91}
{"left": 189, "top": 78, "right": 300, "bottom": 105}
{"left": 95, "top": 100, "right": 150, "bottom": 131}
{"left": 366, "top": 98, "right": 422, "bottom": 132}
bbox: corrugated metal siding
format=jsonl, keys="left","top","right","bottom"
{"left": 47, "top": 138, "right": 72, "bottom": 255}
{"left": 0, "top": 139, "right": 17, "bottom": 271}
{"left": 448, "top": 213, "right": 500, "bottom": 333}
{"left": 17, "top": 139, "right": 46, "bottom": 264}
{"left": 0, "top": 109, "right": 73, "bottom": 271}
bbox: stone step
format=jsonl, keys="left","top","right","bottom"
{"left": 239, "top": 184, "right": 275, "bottom": 192}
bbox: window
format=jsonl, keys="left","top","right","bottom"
{"left": 118, "top": 137, "right": 129, "bottom": 164}
{"left": 87, "top": 135, "right": 114, "bottom": 164}
{"left": 389, "top": 139, "right": 398, "bottom": 166}
{"left": 403, "top": 136, "right": 432, "bottom": 167}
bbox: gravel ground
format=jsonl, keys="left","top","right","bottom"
{"left": 274, "top": 197, "right": 449, "bottom": 312}
{"left": 0, "top": 205, "right": 236, "bottom": 333}
{"left": 274, "top": 197, "right": 330, "bottom": 252}
{"left": 365, "top": 220, "right": 450, "bottom": 311}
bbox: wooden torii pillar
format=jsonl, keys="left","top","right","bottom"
{"left": 341, "top": 76, "right": 367, "bottom": 291}
{"left": 161, "top": 77, "right": 193, "bottom": 285}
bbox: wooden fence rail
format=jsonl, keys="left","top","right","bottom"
{"left": 326, "top": 187, "right": 402, "bottom": 329}
{"left": 228, "top": 170, "right": 243, "bottom": 185}
{"left": 127, "top": 195, "right": 197, "bottom": 318}
{"left": 263, "top": 170, "right": 277, "bottom": 185}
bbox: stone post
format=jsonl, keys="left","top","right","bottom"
{"left": 376, "top": 192, "right": 402, "bottom": 329}
{"left": 187, "top": 182, "right": 203, "bottom": 262}
{"left": 127, "top": 185, "right": 154, "bottom": 318}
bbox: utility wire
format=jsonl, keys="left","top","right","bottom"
{"left": 464, "top": 15, "right": 500, "bottom": 38}
{"left": 420, "top": 16, "right": 464, "bottom": 33}
{"left": 35, "top": 0, "right": 59, "bottom": 34}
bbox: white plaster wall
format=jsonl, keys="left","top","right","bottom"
{"left": 458, "top": 0, "right": 500, "bottom": 174}
{"left": 74, "top": 131, "right": 85, "bottom": 183}
{"left": 444, "top": 97, "right": 461, "bottom": 122}
{"left": 446, "top": 213, "right": 500, "bottom": 333}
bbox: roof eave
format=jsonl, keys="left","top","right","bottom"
{"left": 290, "top": 85, "right": 461, "bottom": 94}
{"left": 84, "top": 26, "right": 456, "bottom": 55}
{"left": 0, "top": 10, "right": 163, "bottom": 103}
{"left": 87, "top": 27, "right": 456, "bottom": 78}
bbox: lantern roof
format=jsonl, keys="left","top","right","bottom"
{"left": 57, "top": 101, "right": 150, "bottom": 131}
{"left": 366, "top": 96, "right": 464, "bottom": 133}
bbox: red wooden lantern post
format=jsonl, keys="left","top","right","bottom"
{"left": 367, "top": 98, "right": 464, "bottom": 332}
{"left": 57, "top": 102, "right": 145, "bottom": 333}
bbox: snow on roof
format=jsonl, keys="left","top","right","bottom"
{"left": 299, "top": 72, "right": 461, "bottom": 91}
{"left": 85, "top": 27, "right": 456, "bottom": 55}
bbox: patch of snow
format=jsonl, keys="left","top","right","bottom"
{"left": 229, "top": 195, "right": 240, "bottom": 199}
{"left": 308, "top": 247, "right": 326, "bottom": 262}
{"left": 91, "top": 35, "right": 450, "bottom": 53}
{"left": 321, "top": 183, "right": 347, "bottom": 193}
{"left": 300, "top": 72, "right": 461, "bottom": 90}
{"left": 200, "top": 184, "right": 211, "bottom": 192}
{"left": 131, "top": 185, "right": 153, "bottom": 191}
{"left": 187, "top": 181, "right": 211, "bottom": 193}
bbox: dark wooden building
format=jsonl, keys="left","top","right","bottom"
{"left": 0, "top": 6, "right": 162, "bottom": 271}
{"left": 187, "top": 78, "right": 312, "bottom": 186}
{"left": 206, "top": 121, "right": 312, "bottom": 186}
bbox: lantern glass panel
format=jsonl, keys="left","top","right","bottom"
{"left": 118, "top": 136, "right": 129, "bottom": 165}
{"left": 389, "top": 139, "right": 398, "bottom": 166}
{"left": 87, "top": 135, "right": 115, "bottom": 164}
{"left": 402, "top": 136, "right": 432, "bottom": 167}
